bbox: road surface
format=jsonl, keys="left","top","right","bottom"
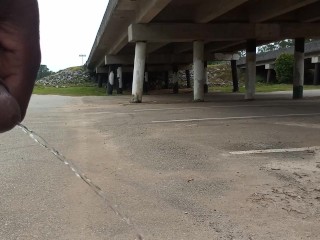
{"left": 1, "top": 91, "right": 320, "bottom": 239}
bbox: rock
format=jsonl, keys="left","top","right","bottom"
{"left": 167, "top": 63, "right": 243, "bottom": 88}
{"left": 36, "top": 66, "right": 91, "bottom": 87}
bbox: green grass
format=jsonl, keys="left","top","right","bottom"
{"left": 210, "top": 84, "right": 320, "bottom": 93}
{"left": 33, "top": 86, "right": 108, "bottom": 96}
{"left": 33, "top": 84, "right": 320, "bottom": 97}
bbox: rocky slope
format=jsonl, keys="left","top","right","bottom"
{"left": 174, "top": 63, "right": 245, "bottom": 88}
{"left": 36, "top": 63, "right": 244, "bottom": 88}
{"left": 36, "top": 66, "right": 91, "bottom": 87}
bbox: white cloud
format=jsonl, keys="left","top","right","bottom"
{"left": 38, "top": 0, "right": 109, "bottom": 72}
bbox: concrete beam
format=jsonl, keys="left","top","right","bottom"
{"left": 174, "top": 41, "right": 245, "bottom": 55}
{"left": 136, "top": 0, "right": 172, "bottom": 23}
{"left": 214, "top": 53, "right": 240, "bottom": 61}
{"left": 298, "top": 2, "right": 320, "bottom": 22}
{"left": 120, "top": 65, "right": 182, "bottom": 73}
{"left": 312, "top": 57, "right": 320, "bottom": 63}
{"left": 129, "top": 23, "right": 254, "bottom": 42}
{"left": 147, "top": 43, "right": 168, "bottom": 53}
{"left": 108, "top": 33, "right": 128, "bottom": 55}
{"left": 250, "top": 0, "right": 319, "bottom": 22}
{"left": 178, "top": 65, "right": 192, "bottom": 71}
{"left": 174, "top": 43, "right": 193, "bottom": 54}
{"left": 237, "top": 40, "right": 320, "bottom": 68}
{"left": 96, "top": 67, "right": 109, "bottom": 74}
{"left": 120, "top": 66, "right": 133, "bottom": 72}
{"left": 87, "top": 0, "right": 119, "bottom": 68}
{"left": 205, "top": 41, "right": 246, "bottom": 53}
{"left": 195, "top": 0, "right": 249, "bottom": 23}
{"left": 117, "top": 0, "right": 137, "bottom": 11}
{"left": 146, "top": 65, "right": 173, "bottom": 72}
{"left": 105, "top": 53, "right": 240, "bottom": 65}
{"left": 128, "top": 23, "right": 320, "bottom": 43}
{"left": 97, "top": 57, "right": 106, "bottom": 68}
{"left": 265, "top": 64, "right": 274, "bottom": 70}
{"left": 108, "top": 0, "right": 171, "bottom": 55}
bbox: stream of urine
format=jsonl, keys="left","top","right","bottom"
{"left": 17, "top": 123, "right": 144, "bottom": 240}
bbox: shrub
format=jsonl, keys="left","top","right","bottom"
{"left": 274, "top": 53, "right": 294, "bottom": 83}
{"left": 256, "top": 74, "right": 266, "bottom": 83}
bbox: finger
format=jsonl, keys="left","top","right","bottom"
{"left": 0, "top": 0, "right": 41, "bottom": 121}
{"left": 0, "top": 83, "right": 21, "bottom": 132}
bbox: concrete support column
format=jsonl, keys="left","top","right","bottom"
{"left": 231, "top": 60, "right": 239, "bottom": 92}
{"left": 164, "top": 71, "right": 169, "bottom": 89}
{"left": 204, "top": 61, "right": 209, "bottom": 94}
{"left": 144, "top": 72, "right": 149, "bottom": 94}
{"left": 173, "top": 66, "right": 179, "bottom": 94}
{"left": 117, "top": 66, "right": 123, "bottom": 94}
{"left": 193, "top": 41, "right": 205, "bottom": 102}
{"left": 107, "top": 66, "right": 115, "bottom": 95}
{"left": 132, "top": 42, "right": 147, "bottom": 103}
{"left": 293, "top": 38, "right": 305, "bottom": 99}
{"left": 97, "top": 74, "right": 103, "bottom": 88}
{"left": 185, "top": 70, "right": 191, "bottom": 88}
{"left": 267, "top": 69, "right": 272, "bottom": 84}
{"left": 314, "top": 63, "right": 320, "bottom": 85}
{"left": 245, "top": 39, "right": 256, "bottom": 100}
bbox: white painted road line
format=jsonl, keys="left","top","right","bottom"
{"left": 151, "top": 113, "right": 320, "bottom": 123}
{"left": 84, "top": 111, "right": 135, "bottom": 115}
{"left": 274, "top": 122, "right": 320, "bottom": 129}
{"left": 134, "top": 107, "right": 208, "bottom": 112}
{"left": 229, "top": 146, "right": 320, "bottom": 155}
{"left": 134, "top": 102, "right": 318, "bottom": 112}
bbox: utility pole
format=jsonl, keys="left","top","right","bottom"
{"left": 79, "top": 54, "right": 86, "bottom": 65}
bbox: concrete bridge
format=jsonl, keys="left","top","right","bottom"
{"left": 237, "top": 40, "right": 320, "bottom": 84}
{"left": 87, "top": 0, "right": 320, "bottom": 101}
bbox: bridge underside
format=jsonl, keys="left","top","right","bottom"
{"left": 87, "top": 0, "right": 320, "bottom": 102}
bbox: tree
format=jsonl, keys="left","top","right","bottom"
{"left": 258, "top": 40, "right": 293, "bottom": 53}
{"left": 37, "top": 65, "right": 54, "bottom": 80}
{"left": 274, "top": 53, "right": 294, "bottom": 83}
{"left": 258, "top": 39, "right": 314, "bottom": 53}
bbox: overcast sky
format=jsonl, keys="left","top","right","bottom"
{"left": 38, "top": 0, "right": 109, "bottom": 72}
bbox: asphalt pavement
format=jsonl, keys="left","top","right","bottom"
{"left": 1, "top": 90, "right": 320, "bottom": 239}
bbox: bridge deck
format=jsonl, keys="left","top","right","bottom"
{"left": 238, "top": 40, "right": 320, "bottom": 68}
{"left": 87, "top": 0, "right": 320, "bottom": 102}
{"left": 88, "top": 0, "right": 320, "bottom": 69}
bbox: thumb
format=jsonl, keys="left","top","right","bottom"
{"left": 0, "top": 83, "right": 21, "bottom": 133}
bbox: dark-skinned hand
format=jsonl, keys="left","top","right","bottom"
{"left": 0, "top": 0, "right": 41, "bottom": 133}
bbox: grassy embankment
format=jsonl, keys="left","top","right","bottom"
{"left": 33, "top": 63, "right": 320, "bottom": 96}
{"left": 210, "top": 84, "right": 320, "bottom": 93}
{"left": 33, "top": 84, "right": 320, "bottom": 96}
{"left": 33, "top": 85, "right": 107, "bottom": 96}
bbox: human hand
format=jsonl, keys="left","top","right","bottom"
{"left": 0, "top": 0, "right": 41, "bottom": 132}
